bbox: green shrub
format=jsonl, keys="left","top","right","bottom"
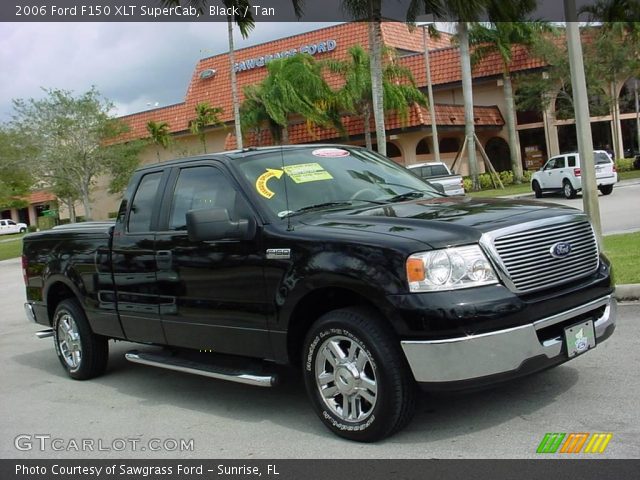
{"left": 478, "top": 173, "right": 494, "bottom": 189}
{"left": 522, "top": 170, "right": 533, "bottom": 182}
{"left": 498, "top": 170, "right": 514, "bottom": 186}
{"left": 616, "top": 158, "right": 634, "bottom": 172}
{"left": 37, "top": 216, "right": 56, "bottom": 231}
{"left": 27, "top": 225, "right": 38, "bottom": 233}
{"left": 463, "top": 177, "right": 473, "bottom": 191}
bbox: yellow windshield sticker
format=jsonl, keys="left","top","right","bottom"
{"left": 256, "top": 168, "right": 284, "bottom": 199}
{"left": 283, "top": 163, "right": 333, "bottom": 184}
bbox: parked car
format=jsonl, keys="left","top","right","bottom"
{"left": 23, "top": 145, "right": 615, "bottom": 442}
{"left": 0, "top": 219, "right": 27, "bottom": 235}
{"left": 407, "top": 161, "right": 465, "bottom": 196}
{"left": 531, "top": 150, "right": 617, "bottom": 199}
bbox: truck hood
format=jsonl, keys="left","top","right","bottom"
{"left": 300, "top": 196, "right": 581, "bottom": 249}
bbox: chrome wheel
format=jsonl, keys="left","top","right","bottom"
{"left": 57, "top": 313, "right": 82, "bottom": 370}
{"left": 314, "top": 335, "right": 377, "bottom": 423}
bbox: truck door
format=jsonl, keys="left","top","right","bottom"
{"left": 111, "top": 170, "right": 167, "bottom": 344}
{"left": 154, "top": 164, "right": 271, "bottom": 359}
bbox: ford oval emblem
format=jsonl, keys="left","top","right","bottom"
{"left": 550, "top": 242, "right": 572, "bottom": 258}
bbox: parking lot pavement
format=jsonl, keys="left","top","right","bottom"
{"left": 1, "top": 257, "right": 639, "bottom": 459}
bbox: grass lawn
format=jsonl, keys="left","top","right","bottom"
{"left": 0, "top": 237, "right": 23, "bottom": 261}
{"left": 604, "top": 232, "right": 640, "bottom": 285}
{"left": 619, "top": 169, "right": 640, "bottom": 181}
{"left": 466, "top": 182, "right": 532, "bottom": 198}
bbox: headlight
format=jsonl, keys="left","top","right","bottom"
{"left": 406, "top": 245, "right": 498, "bottom": 292}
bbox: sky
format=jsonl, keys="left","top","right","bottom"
{"left": 0, "top": 22, "right": 341, "bottom": 122}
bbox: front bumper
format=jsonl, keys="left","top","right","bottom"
{"left": 24, "top": 302, "right": 37, "bottom": 323}
{"left": 401, "top": 295, "right": 616, "bottom": 387}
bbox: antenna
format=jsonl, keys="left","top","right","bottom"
{"left": 280, "top": 145, "right": 293, "bottom": 232}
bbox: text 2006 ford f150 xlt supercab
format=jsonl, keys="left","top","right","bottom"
{"left": 23, "top": 145, "right": 616, "bottom": 442}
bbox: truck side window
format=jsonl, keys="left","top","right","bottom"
{"left": 567, "top": 156, "right": 576, "bottom": 167}
{"left": 128, "top": 172, "right": 162, "bottom": 233}
{"left": 168, "top": 166, "right": 239, "bottom": 231}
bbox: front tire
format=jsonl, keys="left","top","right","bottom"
{"left": 563, "top": 180, "right": 577, "bottom": 199}
{"left": 302, "top": 307, "right": 416, "bottom": 442}
{"left": 53, "top": 299, "right": 109, "bottom": 380}
{"left": 599, "top": 184, "right": 613, "bottom": 195}
{"left": 532, "top": 180, "right": 543, "bottom": 198}
{"left": 19, "top": 227, "right": 27, "bottom": 233}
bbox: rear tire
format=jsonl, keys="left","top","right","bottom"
{"left": 563, "top": 180, "right": 577, "bottom": 199}
{"left": 532, "top": 181, "right": 543, "bottom": 198}
{"left": 302, "top": 307, "right": 416, "bottom": 442}
{"left": 19, "top": 227, "right": 26, "bottom": 233}
{"left": 53, "top": 299, "right": 109, "bottom": 380}
{"left": 599, "top": 185, "right": 613, "bottom": 195}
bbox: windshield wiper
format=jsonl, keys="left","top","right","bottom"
{"left": 282, "top": 202, "right": 354, "bottom": 217}
{"left": 384, "top": 191, "right": 428, "bottom": 203}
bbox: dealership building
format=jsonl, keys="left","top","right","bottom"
{"left": 61, "top": 22, "right": 640, "bottom": 220}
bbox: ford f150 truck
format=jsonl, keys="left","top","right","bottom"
{"left": 407, "top": 161, "right": 465, "bottom": 196}
{"left": 23, "top": 145, "right": 616, "bottom": 442}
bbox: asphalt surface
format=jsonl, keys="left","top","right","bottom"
{"left": 517, "top": 178, "right": 640, "bottom": 235}
{"left": 1, "top": 257, "right": 638, "bottom": 459}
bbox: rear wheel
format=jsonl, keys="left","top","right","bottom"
{"left": 563, "top": 180, "right": 577, "bottom": 199}
{"left": 19, "top": 227, "right": 26, "bottom": 233}
{"left": 532, "top": 181, "right": 543, "bottom": 198}
{"left": 599, "top": 184, "right": 613, "bottom": 195}
{"left": 302, "top": 307, "right": 416, "bottom": 442}
{"left": 53, "top": 299, "right": 108, "bottom": 380}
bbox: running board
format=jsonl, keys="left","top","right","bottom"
{"left": 125, "top": 350, "right": 277, "bottom": 387}
{"left": 35, "top": 329, "right": 54, "bottom": 339}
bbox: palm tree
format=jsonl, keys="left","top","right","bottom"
{"left": 189, "top": 102, "right": 224, "bottom": 153}
{"left": 469, "top": 19, "right": 546, "bottom": 182}
{"left": 324, "top": 45, "right": 426, "bottom": 151}
{"left": 242, "top": 54, "right": 343, "bottom": 144}
{"left": 146, "top": 120, "right": 171, "bottom": 162}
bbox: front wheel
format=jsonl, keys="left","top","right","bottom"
{"left": 19, "top": 227, "right": 27, "bottom": 233}
{"left": 532, "top": 180, "right": 543, "bottom": 198}
{"left": 53, "top": 299, "right": 109, "bottom": 380}
{"left": 599, "top": 185, "right": 614, "bottom": 195}
{"left": 563, "top": 180, "right": 577, "bottom": 199}
{"left": 303, "top": 308, "right": 416, "bottom": 442}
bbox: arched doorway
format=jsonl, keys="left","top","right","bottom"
{"left": 485, "top": 137, "right": 511, "bottom": 172}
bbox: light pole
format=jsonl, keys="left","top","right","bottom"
{"left": 635, "top": 78, "right": 640, "bottom": 155}
{"left": 564, "top": 0, "right": 603, "bottom": 247}
{"left": 421, "top": 22, "right": 441, "bottom": 163}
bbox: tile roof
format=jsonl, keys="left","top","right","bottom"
{"left": 116, "top": 21, "right": 534, "bottom": 146}
{"left": 224, "top": 103, "right": 504, "bottom": 149}
{"left": 24, "top": 190, "right": 56, "bottom": 204}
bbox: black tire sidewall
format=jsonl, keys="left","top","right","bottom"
{"left": 532, "top": 181, "right": 542, "bottom": 198}
{"left": 303, "top": 310, "right": 411, "bottom": 442}
{"left": 563, "top": 180, "right": 575, "bottom": 199}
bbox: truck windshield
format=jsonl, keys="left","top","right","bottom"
{"left": 233, "top": 147, "right": 441, "bottom": 218}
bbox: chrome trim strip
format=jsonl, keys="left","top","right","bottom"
{"left": 125, "top": 351, "right": 276, "bottom": 387}
{"left": 35, "top": 329, "right": 54, "bottom": 339}
{"left": 401, "top": 295, "right": 616, "bottom": 383}
{"left": 24, "top": 303, "right": 37, "bottom": 323}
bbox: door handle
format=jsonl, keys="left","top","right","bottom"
{"left": 156, "top": 250, "right": 172, "bottom": 270}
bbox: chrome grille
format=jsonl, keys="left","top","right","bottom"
{"left": 492, "top": 220, "right": 598, "bottom": 294}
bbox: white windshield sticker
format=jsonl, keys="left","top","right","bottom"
{"left": 311, "top": 148, "right": 350, "bottom": 158}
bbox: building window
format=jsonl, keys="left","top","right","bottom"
{"left": 386, "top": 142, "right": 402, "bottom": 158}
{"left": 439, "top": 137, "right": 460, "bottom": 154}
{"left": 415, "top": 138, "right": 431, "bottom": 155}
{"left": 485, "top": 137, "right": 511, "bottom": 172}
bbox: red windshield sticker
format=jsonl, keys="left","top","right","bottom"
{"left": 311, "top": 148, "right": 350, "bottom": 158}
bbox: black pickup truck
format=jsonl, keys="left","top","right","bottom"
{"left": 23, "top": 145, "right": 616, "bottom": 442}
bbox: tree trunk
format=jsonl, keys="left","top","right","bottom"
{"left": 156, "top": 147, "right": 161, "bottom": 162}
{"left": 282, "top": 125, "right": 289, "bottom": 144}
{"left": 228, "top": 18, "right": 243, "bottom": 150}
{"left": 367, "top": 3, "right": 386, "bottom": 156}
{"left": 80, "top": 185, "right": 92, "bottom": 221}
{"left": 363, "top": 103, "right": 373, "bottom": 151}
{"left": 65, "top": 198, "right": 76, "bottom": 223}
{"left": 201, "top": 136, "right": 207, "bottom": 154}
{"left": 635, "top": 79, "right": 640, "bottom": 155}
{"left": 459, "top": 22, "right": 479, "bottom": 190}
{"left": 503, "top": 72, "right": 524, "bottom": 182}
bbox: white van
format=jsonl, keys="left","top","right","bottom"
{"left": 531, "top": 150, "right": 617, "bottom": 199}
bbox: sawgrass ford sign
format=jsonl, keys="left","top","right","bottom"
{"left": 234, "top": 39, "right": 337, "bottom": 72}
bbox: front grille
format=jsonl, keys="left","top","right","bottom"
{"left": 492, "top": 220, "right": 599, "bottom": 294}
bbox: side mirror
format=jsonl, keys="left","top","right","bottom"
{"left": 186, "top": 207, "right": 255, "bottom": 242}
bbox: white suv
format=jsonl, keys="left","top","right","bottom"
{"left": 531, "top": 150, "right": 617, "bottom": 199}
{"left": 0, "top": 219, "right": 28, "bottom": 235}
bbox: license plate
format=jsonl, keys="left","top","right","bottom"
{"left": 564, "top": 320, "right": 596, "bottom": 358}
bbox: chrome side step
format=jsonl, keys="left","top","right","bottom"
{"left": 125, "top": 350, "right": 277, "bottom": 387}
{"left": 35, "top": 329, "right": 54, "bottom": 339}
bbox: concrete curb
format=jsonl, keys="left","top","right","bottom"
{"left": 615, "top": 284, "right": 640, "bottom": 302}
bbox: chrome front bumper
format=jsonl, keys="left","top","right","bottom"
{"left": 401, "top": 295, "right": 616, "bottom": 383}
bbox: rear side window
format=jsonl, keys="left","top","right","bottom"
{"left": 128, "top": 172, "right": 162, "bottom": 233}
{"left": 567, "top": 156, "right": 576, "bottom": 167}
{"left": 423, "top": 165, "right": 449, "bottom": 176}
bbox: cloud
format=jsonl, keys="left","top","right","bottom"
{"left": 0, "top": 21, "right": 339, "bottom": 121}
